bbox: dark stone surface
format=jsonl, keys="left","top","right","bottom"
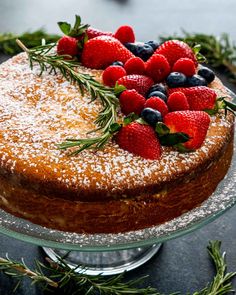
{"left": 0, "top": 1, "right": 236, "bottom": 294}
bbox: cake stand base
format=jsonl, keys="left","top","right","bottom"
{"left": 42, "top": 243, "right": 161, "bottom": 275}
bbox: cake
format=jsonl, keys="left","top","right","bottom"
{"left": 0, "top": 18, "right": 234, "bottom": 234}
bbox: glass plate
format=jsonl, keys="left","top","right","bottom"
{"left": 0, "top": 91, "right": 235, "bottom": 253}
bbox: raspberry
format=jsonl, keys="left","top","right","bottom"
{"left": 172, "top": 58, "right": 196, "bottom": 77}
{"left": 144, "top": 97, "right": 169, "bottom": 117}
{"left": 57, "top": 36, "right": 79, "bottom": 57}
{"left": 167, "top": 92, "right": 190, "bottom": 111}
{"left": 119, "top": 89, "right": 146, "bottom": 115}
{"left": 145, "top": 54, "right": 171, "bottom": 82}
{"left": 102, "top": 66, "right": 127, "bottom": 87}
{"left": 114, "top": 25, "right": 135, "bottom": 44}
{"left": 124, "top": 57, "right": 146, "bottom": 75}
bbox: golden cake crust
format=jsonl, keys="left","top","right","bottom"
{"left": 0, "top": 53, "right": 234, "bottom": 233}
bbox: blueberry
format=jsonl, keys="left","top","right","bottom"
{"left": 145, "top": 40, "right": 160, "bottom": 50}
{"left": 148, "top": 83, "right": 167, "bottom": 96}
{"left": 141, "top": 107, "right": 162, "bottom": 126}
{"left": 112, "top": 61, "right": 124, "bottom": 67}
{"left": 166, "top": 72, "right": 187, "bottom": 88}
{"left": 124, "top": 42, "right": 139, "bottom": 55}
{"left": 147, "top": 91, "right": 167, "bottom": 102}
{"left": 198, "top": 67, "right": 215, "bottom": 83}
{"left": 187, "top": 74, "right": 207, "bottom": 87}
{"left": 136, "top": 44, "right": 154, "bottom": 61}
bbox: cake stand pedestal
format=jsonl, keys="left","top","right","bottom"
{"left": 0, "top": 130, "right": 235, "bottom": 276}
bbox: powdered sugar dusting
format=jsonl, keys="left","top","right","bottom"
{"left": 0, "top": 53, "right": 234, "bottom": 200}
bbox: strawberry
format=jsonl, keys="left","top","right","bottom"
{"left": 124, "top": 57, "right": 146, "bottom": 75}
{"left": 144, "top": 97, "right": 169, "bottom": 117}
{"left": 172, "top": 58, "right": 196, "bottom": 76}
{"left": 119, "top": 89, "right": 146, "bottom": 115}
{"left": 102, "top": 65, "right": 127, "bottom": 87}
{"left": 168, "top": 86, "right": 217, "bottom": 111}
{"left": 81, "top": 36, "right": 134, "bottom": 69}
{"left": 86, "top": 27, "right": 113, "bottom": 39}
{"left": 167, "top": 92, "right": 190, "bottom": 111}
{"left": 145, "top": 54, "right": 170, "bottom": 82}
{"left": 116, "top": 122, "right": 162, "bottom": 160}
{"left": 57, "top": 36, "right": 80, "bottom": 57}
{"left": 114, "top": 25, "right": 135, "bottom": 44}
{"left": 155, "top": 40, "right": 197, "bottom": 67}
{"left": 163, "top": 111, "right": 210, "bottom": 150}
{"left": 117, "top": 74, "right": 154, "bottom": 96}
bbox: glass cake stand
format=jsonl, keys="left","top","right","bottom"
{"left": 0, "top": 97, "right": 235, "bottom": 276}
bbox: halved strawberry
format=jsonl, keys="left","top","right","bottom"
{"left": 117, "top": 74, "right": 154, "bottom": 96}
{"left": 163, "top": 110, "right": 210, "bottom": 150}
{"left": 155, "top": 40, "right": 197, "bottom": 67}
{"left": 81, "top": 36, "right": 134, "bottom": 69}
{"left": 116, "top": 122, "right": 162, "bottom": 160}
{"left": 168, "top": 86, "right": 217, "bottom": 111}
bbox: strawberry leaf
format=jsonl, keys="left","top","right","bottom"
{"left": 109, "top": 123, "right": 121, "bottom": 133}
{"left": 135, "top": 118, "right": 149, "bottom": 125}
{"left": 155, "top": 122, "right": 170, "bottom": 136}
{"left": 57, "top": 22, "right": 71, "bottom": 35}
{"left": 174, "top": 143, "right": 193, "bottom": 152}
{"left": 159, "top": 132, "right": 190, "bottom": 146}
{"left": 123, "top": 113, "right": 139, "bottom": 126}
{"left": 114, "top": 83, "right": 126, "bottom": 96}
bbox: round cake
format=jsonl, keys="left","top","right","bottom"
{"left": 0, "top": 51, "right": 234, "bottom": 233}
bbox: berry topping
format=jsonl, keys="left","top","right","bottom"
{"left": 124, "top": 57, "right": 146, "bottom": 75}
{"left": 114, "top": 25, "right": 135, "bottom": 44}
{"left": 166, "top": 72, "right": 187, "bottom": 88}
{"left": 119, "top": 89, "right": 146, "bottom": 115}
{"left": 163, "top": 111, "right": 210, "bottom": 150}
{"left": 145, "top": 40, "right": 160, "bottom": 50}
{"left": 155, "top": 40, "right": 197, "bottom": 67}
{"left": 147, "top": 91, "right": 167, "bottom": 102}
{"left": 186, "top": 74, "right": 207, "bottom": 87}
{"left": 148, "top": 83, "right": 167, "bottom": 95}
{"left": 116, "top": 122, "right": 162, "bottom": 160}
{"left": 124, "top": 42, "right": 139, "bottom": 55}
{"left": 172, "top": 58, "right": 196, "bottom": 77}
{"left": 57, "top": 36, "right": 80, "bottom": 57}
{"left": 81, "top": 36, "right": 134, "bottom": 69}
{"left": 141, "top": 107, "right": 163, "bottom": 126}
{"left": 144, "top": 97, "right": 169, "bottom": 117}
{"left": 168, "top": 86, "right": 217, "bottom": 111}
{"left": 86, "top": 27, "right": 113, "bottom": 39}
{"left": 145, "top": 54, "right": 171, "bottom": 82}
{"left": 167, "top": 92, "right": 190, "bottom": 111}
{"left": 117, "top": 74, "right": 154, "bottom": 96}
{"left": 112, "top": 61, "right": 124, "bottom": 67}
{"left": 102, "top": 65, "right": 127, "bottom": 87}
{"left": 198, "top": 67, "right": 215, "bottom": 84}
{"left": 135, "top": 43, "right": 154, "bottom": 61}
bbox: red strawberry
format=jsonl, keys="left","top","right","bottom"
{"left": 124, "top": 57, "right": 146, "bottom": 75}
{"left": 155, "top": 40, "right": 197, "bottom": 67}
{"left": 117, "top": 74, "right": 154, "bottom": 96}
{"left": 144, "top": 97, "right": 169, "bottom": 117}
{"left": 86, "top": 27, "right": 113, "bottom": 39}
{"left": 172, "top": 58, "right": 196, "bottom": 76}
{"left": 81, "top": 36, "right": 134, "bottom": 69}
{"left": 116, "top": 122, "right": 162, "bottom": 160}
{"left": 168, "top": 86, "right": 217, "bottom": 111}
{"left": 119, "top": 89, "right": 146, "bottom": 115}
{"left": 102, "top": 65, "right": 127, "bottom": 87}
{"left": 114, "top": 25, "right": 135, "bottom": 44}
{"left": 145, "top": 54, "right": 170, "bottom": 82}
{"left": 167, "top": 92, "right": 190, "bottom": 111}
{"left": 57, "top": 36, "right": 79, "bottom": 57}
{"left": 164, "top": 111, "right": 210, "bottom": 149}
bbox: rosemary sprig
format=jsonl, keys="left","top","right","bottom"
{"left": 16, "top": 39, "right": 121, "bottom": 154}
{"left": 0, "top": 30, "right": 60, "bottom": 55}
{"left": 0, "top": 241, "right": 235, "bottom": 294}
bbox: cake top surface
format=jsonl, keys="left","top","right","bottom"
{"left": 0, "top": 53, "right": 234, "bottom": 200}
